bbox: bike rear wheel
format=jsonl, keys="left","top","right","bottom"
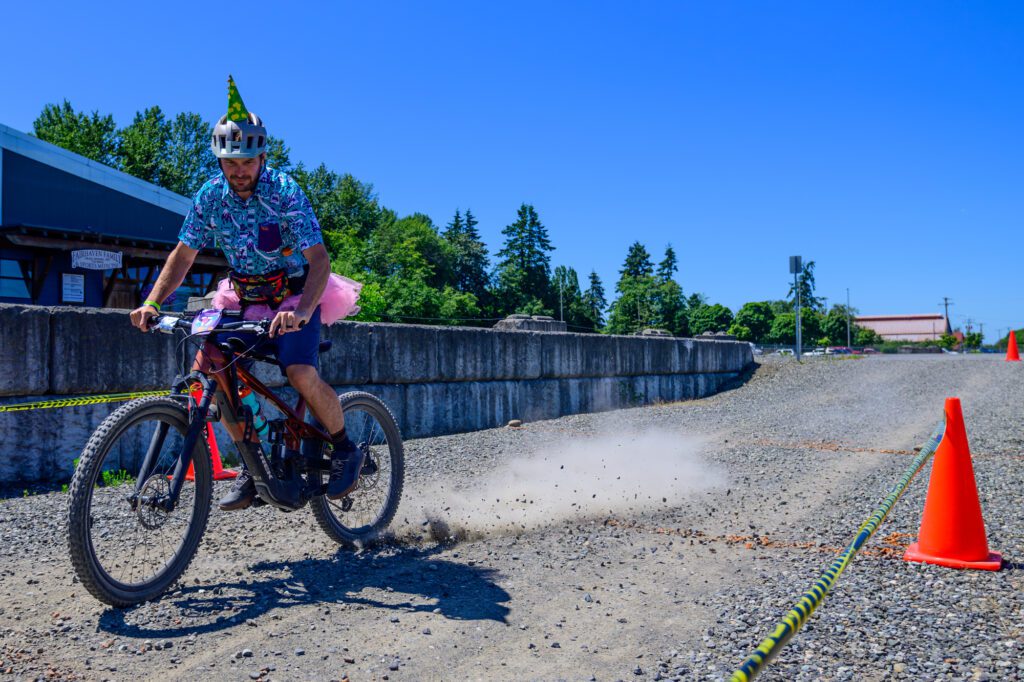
{"left": 67, "top": 396, "right": 212, "bottom": 607}
{"left": 310, "top": 391, "right": 404, "bottom": 547}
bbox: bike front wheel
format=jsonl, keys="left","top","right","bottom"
{"left": 310, "top": 391, "right": 405, "bottom": 547}
{"left": 67, "top": 396, "right": 212, "bottom": 607}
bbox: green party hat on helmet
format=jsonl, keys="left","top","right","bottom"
{"left": 226, "top": 75, "right": 250, "bottom": 122}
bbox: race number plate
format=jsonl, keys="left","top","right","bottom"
{"left": 191, "top": 309, "right": 223, "bottom": 336}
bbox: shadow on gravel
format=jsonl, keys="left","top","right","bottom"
{"left": 98, "top": 545, "right": 510, "bottom": 638}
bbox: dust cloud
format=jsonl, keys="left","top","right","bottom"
{"left": 397, "top": 429, "right": 726, "bottom": 543}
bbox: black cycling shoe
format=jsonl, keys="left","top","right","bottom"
{"left": 218, "top": 470, "right": 256, "bottom": 511}
{"left": 327, "top": 441, "right": 366, "bottom": 500}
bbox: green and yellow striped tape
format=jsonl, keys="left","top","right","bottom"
{"left": 0, "top": 391, "right": 170, "bottom": 413}
{"left": 729, "top": 421, "right": 946, "bottom": 682}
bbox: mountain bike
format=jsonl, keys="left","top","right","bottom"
{"left": 66, "top": 309, "right": 404, "bottom": 607}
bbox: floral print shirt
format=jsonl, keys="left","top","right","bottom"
{"left": 178, "top": 166, "right": 323, "bottom": 276}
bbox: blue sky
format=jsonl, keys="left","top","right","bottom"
{"left": 3, "top": 1, "right": 1021, "bottom": 339}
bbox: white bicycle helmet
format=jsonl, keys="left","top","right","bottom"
{"left": 211, "top": 112, "right": 267, "bottom": 159}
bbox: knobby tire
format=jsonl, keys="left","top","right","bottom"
{"left": 67, "top": 396, "right": 212, "bottom": 607}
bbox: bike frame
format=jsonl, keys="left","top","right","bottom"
{"left": 136, "top": 330, "right": 333, "bottom": 513}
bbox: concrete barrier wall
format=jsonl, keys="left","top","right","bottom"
{"left": 0, "top": 304, "right": 753, "bottom": 485}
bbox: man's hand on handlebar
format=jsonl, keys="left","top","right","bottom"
{"left": 269, "top": 309, "right": 311, "bottom": 338}
{"left": 129, "top": 304, "right": 160, "bottom": 332}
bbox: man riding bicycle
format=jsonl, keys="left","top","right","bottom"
{"left": 129, "top": 77, "right": 362, "bottom": 511}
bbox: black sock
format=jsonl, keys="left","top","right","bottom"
{"left": 331, "top": 428, "right": 355, "bottom": 450}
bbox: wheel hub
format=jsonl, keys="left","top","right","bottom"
{"left": 358, "top": 443, "right": 380, "bottom": 490}
{"left": 136, "top": 475, "right": 172, "bottom": 530}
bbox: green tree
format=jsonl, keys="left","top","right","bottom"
{"left": 33, "top": 100, "right": 118, "bottom": 165}
{"left": 653, "top": 245, "right": 687, "bottom": 336}
{"left": 357, "top": 212, "right": 481, "bottom": 323}
{"left": 728, "top": 324, "right": 753, "bottom": 341}
{"left": 687, "top": 292, "right": 708, "bottom": 310}
{"left": 821, "top": 304, "right": 856, "bottom": 346}
{"left": 443, "top": 208, "right": 491, "bottom": 300}
{"left": 938, "top": 334, "right": 958, "bottom": 350}
{"left": 292, "top": 164, "right": 385, "bottom": 278}
{"left": 622, "top": 241, "right": 654, "bottom": 279}
{"left": 655, "top": 280, "right": 689, "bottom": 336}
{"left": 606, "top": 242, "right": 660, "bottom": 334}
{"left": 582, "top": 270, "right": 607, "bottom": 330}
{"left": 768, "top": 310, "right": 823, "bottom": 345}
{"left": 732, "top": 301, "right": 775, "bottom": 343}
{"left": 159, "top": 112, "right": 218, "bottom": 196}
{"left": 265, "top": 135, "right": 292, "bottom": 173}
{"left": 855, "top": 327, "right": 882, "bottom": 346}
{"left": 962, "top": 332, "right": 982, "bottom": 349}
{"left": 117, "top": 106, "right": 170, "bottom": 183}
{"left": 787, "top": 260, "right": 824, "bottom": 312}
{"left": 493, "top": 203, "right": 555, "bottom": 314}
{"left": 656, "top": 244, "right": 678, "bottom": 281}
{"left": 769, "top": 312, "right": 797, "bottom": 345}
{"left": 689, "top": 303, "right": 734, "bottom": 335}
{"left": 605, "top": 277, "right": 657, "bottom": 334}
{"left": 553, "top": 265, "right": 595, "bottom": 330}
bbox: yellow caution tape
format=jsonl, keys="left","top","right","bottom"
{"left": 0, "top": 391, "right": 171, "bottom": 413}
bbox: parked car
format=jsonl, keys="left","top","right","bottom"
{"left": 776, "top": 348, "right": 794, "bottom": 356}
{"left": 862, "top": 348, "right": 879, "bottom": 355}
{"left": 827, "top": 346, "right": 852, "bottom": 355}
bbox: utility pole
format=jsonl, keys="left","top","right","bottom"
{"left": 939, "top": 297, "right": 953, "bottom": 334}
{"left": 559, "top": 278, "right": 564, "bottom": 322}
{"left": 790, "top": 256, "right": 802, "bottom": 359}
{"left": 979, "top": 323, "right": 984, "bottom": 344}
{"left": 846, "top": 288, "right": 851, "bottom": 347}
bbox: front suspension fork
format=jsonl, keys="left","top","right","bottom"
{"left": 136, "top": 374, "right": 216, "bottom": 511}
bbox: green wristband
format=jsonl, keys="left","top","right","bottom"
{"left": 143, "top": 299, "right": 162, "bottom": 311}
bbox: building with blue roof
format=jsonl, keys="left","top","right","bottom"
{"left": 0, "top": 122, "right": 226, "bottom": 308}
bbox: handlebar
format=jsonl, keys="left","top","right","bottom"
{"left": 149, "top": 312, "right": 271, "bottom": 336}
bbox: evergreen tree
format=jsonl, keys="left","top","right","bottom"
{"left": 553, "top": 265, "right": 593, "bottom": 329}
{"left": 582, "top": 270, "right": 607, "bottom": 330}
{"left": 621, "top": 241, "right": 654, "bottom": 280}
{"left": 656, "top": 244, "right": 678, "bottom": 282}
{"left": 493, "top": 203, "right": 555, "bottom": 314}
{"left": 606, "top": 242, "right": 658, "bottom": 334}
{"left": 653, "top": 244, "right": 686, "bottom": 335}
{"left": 443, "top": 208, "right": 491, "bottom": 301}
{"left": 33, "top": 100, "right": 118, "bottom": 165}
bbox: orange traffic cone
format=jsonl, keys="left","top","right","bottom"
{"left": 904, "top": 398, "right": 1001, "bottom": 570}
{"left": 185, "top": 384, "right": 237, "bottom": 482}
{"left": 1007, "top": 330, "right": 1021, "bottom": 362}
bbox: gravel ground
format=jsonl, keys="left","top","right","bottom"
{"left": 0, "top": 354, "right": 1021, "bottom": 681}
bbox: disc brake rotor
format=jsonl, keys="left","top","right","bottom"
{"left": 136, "top": 475, "right": 172, "bottom": 530}
{"left": 358, "top": 442, "right": 380, "bottom": 490}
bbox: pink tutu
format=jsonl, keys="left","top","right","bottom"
{"left": 211, "top": 273, "right": 362, "bottom": 324}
